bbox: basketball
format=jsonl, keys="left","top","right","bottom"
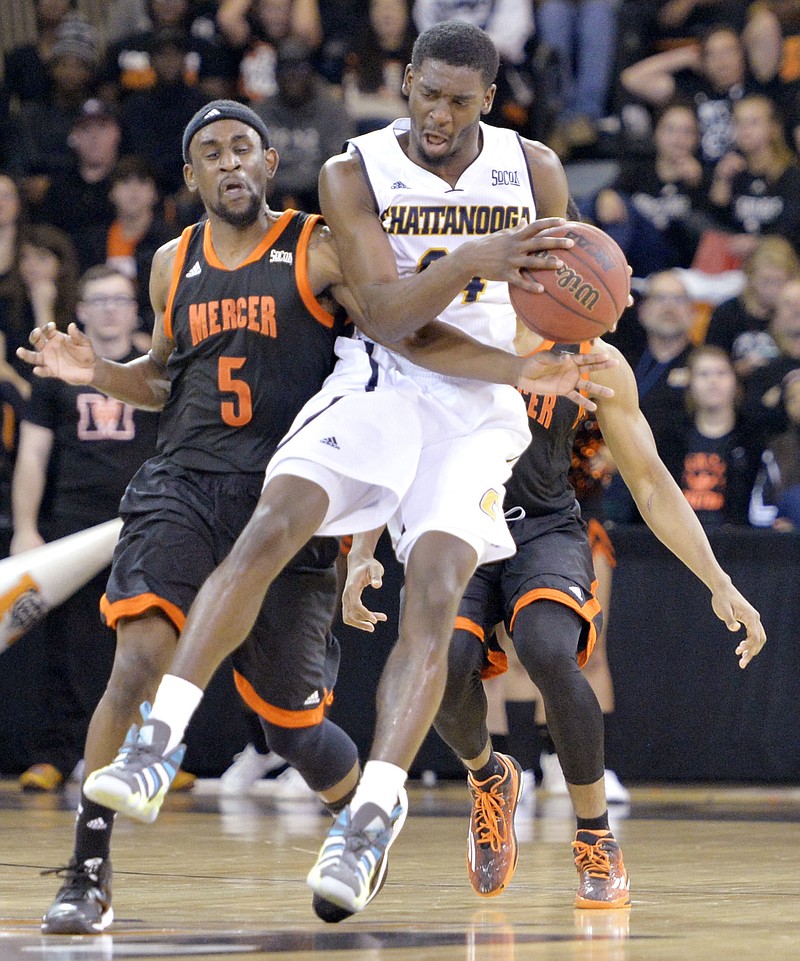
{"left": 509, "top": 222, "right": 630, "bottom": 343}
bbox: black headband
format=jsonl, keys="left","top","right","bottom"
{"left": 182, "top": 100, "right": 270, "bottom": 163}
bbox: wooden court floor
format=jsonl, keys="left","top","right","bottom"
{"left": 2, "top": 778, "right": 800, "bottom": 961}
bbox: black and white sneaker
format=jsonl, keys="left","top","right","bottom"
{"left": 41, "top": 856, "right": 114, "bottom": 934}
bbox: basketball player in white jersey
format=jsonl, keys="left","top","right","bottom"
{"left": 80, "top": 20, "right": 618, "bottom": 919}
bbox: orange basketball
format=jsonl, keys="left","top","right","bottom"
{"left": 509, "top": 222, "right": 629, "bottom": 343}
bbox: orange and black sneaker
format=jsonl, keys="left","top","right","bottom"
{"left": 171, "top": 769, "right": 197, "bottom": 792}
{"left": 466, "top": 753, "right": 523, "bottom": 897}
{"left": 572, "top": 830, "right": 630, "bottom": 909}
{"left": 20, "top": 763, "right": 64, "bottom": 792}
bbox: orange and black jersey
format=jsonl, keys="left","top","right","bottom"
{"left": 505, "top": 341, "right": 590, "bottom": 518}
{"left": 158, "top": 210, "right": 349, "bottom": 473}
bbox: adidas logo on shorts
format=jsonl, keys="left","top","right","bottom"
{"left": 320, "top": 436, "right": 340, "bottom": 449}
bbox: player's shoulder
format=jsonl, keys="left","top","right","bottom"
{"left": 306, "top": 221, "right": 343, "bottom": 292}
{"left": 321, "top": 141, "right": 361, "bottom": 179}
{"left": 152, "top": 233, "right": 185, "bottom": 271}
{"left": 518, "top": 136, "right": 562, "bottom": 173}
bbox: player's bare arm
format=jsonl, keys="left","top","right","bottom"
{"left": 319, "top": 150, "right": 575, "bottom": 342}
{"left": 16, "top": 243, "right": 178, "bottom": 411}
{"left": 312, "top": 220, "right": 617, "bottom": 405}
{"left": 593, "top": 344, "right": 766, "bottom": 666}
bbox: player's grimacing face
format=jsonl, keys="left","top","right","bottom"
{"left": 403, "top": 60, "right": 495, "bottom": 167}
{"left": 186, "top": 119, "right": 276, "bottom": 227}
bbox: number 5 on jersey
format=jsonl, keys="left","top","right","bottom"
{"left": 218, "top": 357, "right": 252, "bottom": 427}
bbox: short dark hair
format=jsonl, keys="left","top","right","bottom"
{"left": 411, "top": 19, "right": 499, "bottom": 88}
{"left": 78, "top": 264, "right": 134, "bottom": 300}
{"left": 110, "top": 155, "right": 158, "bottom": 188}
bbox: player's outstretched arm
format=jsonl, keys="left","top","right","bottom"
{"left": 595, "top": 345, "right": 766, "bottom": 667}
{"left": 341, "top": 529, "right": 387, "bottom": 633}
{"left": 16, "top": 243, "right": 178, "bottom": 411}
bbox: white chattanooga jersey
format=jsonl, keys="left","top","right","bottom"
{"left": 349, "top": 118, "right": 536, "bottom": 379}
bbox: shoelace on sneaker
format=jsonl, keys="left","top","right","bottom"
{"left": 471, "top": 780, "right": 511, "bottom": 852}
{"left": 343, "top": 825, "right": 383, "bottom": 858}
{"left": 40, "top": 861, "right": 101, "bottom": 885}
{"left": 572, "top": 837, "right": 614, "bottom": 878}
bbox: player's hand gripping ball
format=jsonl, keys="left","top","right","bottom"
{"left": 510, "top": 222, "right": 630, "bottom": 342}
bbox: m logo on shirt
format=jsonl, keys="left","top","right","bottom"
{"left": 77, "top": 394, "right": 136, "bottom": 440}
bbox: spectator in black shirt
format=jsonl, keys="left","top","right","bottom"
{"left": 741, "top": 277, "right": 800, "bottom": 441}
{"left": 705, "top": 235, "right": 800, "bottom": 374}
{"left": 679, "top": 345, "right": 760, "bottom": 527}
{"left": 707, "top": 94, "right": 800, "bottom": 260}
{"left": 34, "top": 99, "right": 121, "bottom": 273}
{"left": 101, "top": 0, "right": 236, "bottom": 104}
{"left": 586, "top": 102, "right": 712, "bottom": 276}
{"left": 118, "top": 28, "right": 208, "bottom": 203}
{"left": 621, "top": 25, "right": 754, "bottom": 170}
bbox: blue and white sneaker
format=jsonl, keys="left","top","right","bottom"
{"left": 307, "top": 788, "right": 408, "bottom": 917}
{"left": 83, "top": 702, "right": 185, "bottom": 824}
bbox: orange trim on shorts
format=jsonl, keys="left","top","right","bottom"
{"left": 454, "top": 615, "right": 484, "bottom": 641}
{"left": 202, "top": 210, "right": 294, "bottom": 270}
{"left": 510, "top": 586, "right": 601, "bottom": 668}
{"left": 100, "top": 592, "right": 186, "bottom": 632}
{"left": 295, "top": 214, "right": 335, "bottom": 328}
{"left": 163, "top": 226, "right": 194, "bottom": 341}
{"left": 233, "top": 669, "right": 333, "bottom": 728}
{"left": 587, "top": 517, "right": 616, "bottom": 568}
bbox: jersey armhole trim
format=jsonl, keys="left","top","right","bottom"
{"left": 163, "top": 226, "right": 195, "bottom": 341}
{"left": 296, "top": 213, "right": 336, "bottom": 328}
{"left": 516, "top": 133, "right": 537, "bottom": 211}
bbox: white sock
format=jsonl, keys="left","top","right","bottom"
{"left": 350, "top": 760, "right": 407, "bottom": 816}
{"left": 149, "top": 674, "right": 204, "bottom": 753}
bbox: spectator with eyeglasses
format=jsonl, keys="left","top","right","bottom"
{"left": 11, "top": 265, "right": 159, "bottom": 793}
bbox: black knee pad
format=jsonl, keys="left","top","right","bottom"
{"left": 260, "top": 716, "right": 358, "bottom": 793}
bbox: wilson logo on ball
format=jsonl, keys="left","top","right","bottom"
{"left": 508, "top": 221, "right": 630, "bottom": 343}
{"left": 555, "top": 266, "right": 600, "bottom": 311}
{"left": 564, "top": 229, "right": 618, "bottom": 271}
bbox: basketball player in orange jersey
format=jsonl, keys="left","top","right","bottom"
{"left": 344, "top": 268, "right": 767, "bottom": 912}
{"left": 21, "top": 94, "right": 613, "bottom": 932}
{"left": 75, "top": 22, "right": 622, "bottom": 921}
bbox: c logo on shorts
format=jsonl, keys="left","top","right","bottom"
{"left": 479, "top": 488, "right": 501, "bottom": 521}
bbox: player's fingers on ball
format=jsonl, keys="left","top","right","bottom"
{"left": 527, "top": 252, "right": 564, "bottom": 270}
{"left": 523, "top": 217, "right": 566, "bottom": 234}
